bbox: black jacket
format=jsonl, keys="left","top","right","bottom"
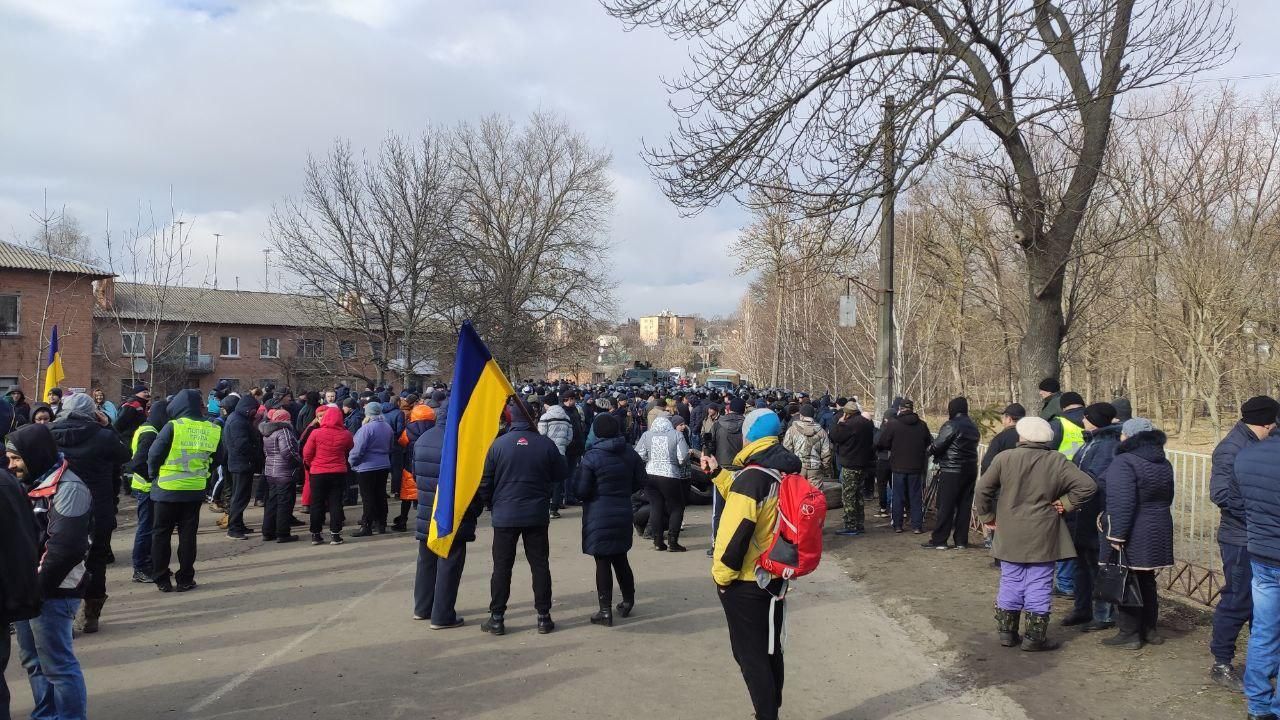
{"left": 113, "top": 397, "right": 148, "bottom": 441}
{"left": 981, "top": 426, "right": 1019, "bottom": 474}
{"left": 0, "top": 469, "right": 40, "bottom": 621}
{"left": 48, "top": 411, "right": 130, "bottom": 532}
{"left": 929, "top": 414, "right": 979, "bottom": 473}
{"left": 124, "top": 401, "right": 169, "bottom": 485}
{"left": 479, "top": 421, "right": 566, "bottom": 528}
{"left": 875, "top": 413, "right": 932, "bottom": 474}
{"left": 712, "top": 413, "right": 745, "bottom": 467}
{"left": 828, "top": 413, "right": 875, "bottom": 470}
{"left": 575, "top": 436, "right": 646, "bottom": 556}
{"left": 223, "top": 394, "right": 263, "bottom": 475}
{"left": 1068, "top": 423, "right": 1122, "bottom": 549}
{"left": 413, "top": 407, "right": 481, "bottom": 542}
{"left": 1212, "top": 422, "right": 1259, "bottom": 548}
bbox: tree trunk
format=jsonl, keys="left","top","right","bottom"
{"left": 1018, "top": 248, "right": 1066, "bottom": 413}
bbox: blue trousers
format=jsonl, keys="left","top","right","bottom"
{"left": 15, "top": 597, "right": 87, "bottom": 720}
{"left": 1055, "top": 559, "right": 1077, "bottom": 596}
{"left": 132, "top": 490, "right": 153, "bottom": 573}
{"left": 1211, "top": 542, "right": 1253, "bottom": 665}
{"left": 1245, "top": 560, "right": 1280, "bottom": 717}
{"left": 414, "top": 540, "right": 468, "bottom": 626}
{"left": 890, "top": 473, "right": 923, "bottom": 531}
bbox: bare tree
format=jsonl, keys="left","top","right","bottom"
{"left": 602, "top": 0, "right": 1234, "bottom": 408}
{"left": 449, "top": 112, "right": 615, "bottom": 376}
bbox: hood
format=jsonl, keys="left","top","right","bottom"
{"left": 650, "top": 415, "right": 674, "bottom": 433}
{"left": 145, "top": 399, "right": 169, "bottom": 427}
{"left": 260, "top": 421, "right": 293, "bottom": 437}
{"left": 219, "top": 395, "right": 240, "bottom": 414}
{"left": 408, "top": 404, "right": 436, "bottom": 423}
{"left": 167, "top": 389, "right": 206, "bottom": 421}
{"left": 719, "top": 413, "right": 744, "bottom": 431}
{"left": 319, "top": 405, "right": 346, "bottom": 429}
{"left": 234, "top": 394, "right": 261, "bottom": 419}
{"left": 5, "top": 388, "right": 24, "bottom": 403}
{"left": 541, "top": 404, "right": 569, "bottom": 422}
{"left": 509, "top": 419, "right": 532, "bottom": 432}
{"left": 1116, "top": 430, "right": 1168, "bottom": 463}
{"left": 30, "top": 402, "right": 52, "bottom": 420}
{"left": 947, "top": 397, "right": 969, "bottom": 419}
{"left": 791, "top": 415, "right": 819, "bottom": 436}
{"left": 897, "top": 412, "right": 921, "bottom": 426}
{"left": 5, "top": 422, "right": 60, "bottom": 480}
{"left": 59, "top": 393, "right": 97, "bottom": 421}
{"left": 592, "top": 435, "right": 628, "bottom": 454}
{"left": 1086, "top": 423, "right": 1122, "bottom": 441}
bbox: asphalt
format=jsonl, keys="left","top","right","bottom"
{"left": 5, "top": 502, "right": 1031, "bottom": 720}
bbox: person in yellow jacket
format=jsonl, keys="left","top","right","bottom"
{"left": 701, "top": 408, "right": 800, "bottom": 720}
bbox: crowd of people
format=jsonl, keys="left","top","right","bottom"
{"left": 3, "top": 372, "right": 1280, "bottom": 720}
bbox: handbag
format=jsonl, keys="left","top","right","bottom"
{"left": 1094, "top": 548, "right": 1144, "bottom": 608}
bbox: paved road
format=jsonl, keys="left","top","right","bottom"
{"left": 6, "top": 503, "right": 1030, "bottom": 720}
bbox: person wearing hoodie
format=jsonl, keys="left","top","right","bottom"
{"left": 221, "top": 393, "right": 263, "bottom": 540}
{"left": 700, "top": 408, "right": 801, "bottom": 720}
{"left": 6, "top": 387, "right": 31, "bottom": 427}
{"left": 147, "top": 389, "right": 222, "bottom": 592}
{"left": 782, "top": 403, "right": 832, "bottom": 487}
{"left": 1061, "top": 402, "right": 1123, "bottom": 632}
{"left": 874, "top": 399, "right": 932, "bottom": 534}
{"left": 49, "top": 392, "right": 130, "bottom": 633}
{"left": 294, "top": 391, "right": 321, "bottom": 434}
{"left": 29, "top": 403, "right": 54, "bottom": 425}
{"left": 5, "top": 423, "right": 91, "bottom": 719}
{"left": 635, "top": 415, "right": 691, "bottom": 552}
{"left": 412, "top": 405, "right": 480, "bottom": 629}
{"left": 575, "top": 413, "right": 647, "bottom": 627}
{"left": 829, "top": 401, "right": 876, "bottom": 536}
{"left": 349, "top": 401, "right": 394, "bottom": 537}
{"left": 303, "top": 404, "right": 354, "bottom": 545}
{"left": 394, "top": 403, "right": 435, "bottom": 532}
{"left": 923, "top": 397, "right": 980, "bottom": 550}
{"left": 124, "top": 400, "right": 168, "bottom": 583}
{"left": 537, "top": 393, "right": 575, "bottom": 517}
{"left": 260, "top": 408, "right": 301, "bottom": 543}
{"left": 479, "top": 407, "right": 567, "bottom": 637}
{"left": 0, "top": 464, "right": 41, "bottom": 719}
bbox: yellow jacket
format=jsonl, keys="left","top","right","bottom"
{"left": 711, "top": 436, "right": 799, "bottom": 585}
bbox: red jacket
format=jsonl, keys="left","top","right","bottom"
{"left": 302, "top": 406, "right": 354, "bottom": 475}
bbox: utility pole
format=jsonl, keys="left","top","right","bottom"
{"left": 212, "top": 233, "right": 222, "bottom": 289}
{"left": 876, "top": 95, "right": 897, "bottom": 419}
{"left": 262, "top": 248, "right": 271, "bottom": 290}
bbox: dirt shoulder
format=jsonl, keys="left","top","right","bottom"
{"left": 826, "top": 516, "right": 1242, "bottom": 720}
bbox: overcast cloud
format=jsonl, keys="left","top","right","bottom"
{"left": 1, "top": 0, "right": 1277, "bottom": 319}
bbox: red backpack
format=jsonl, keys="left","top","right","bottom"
{"left": 755, "top": 468, "right": 828, "bottom": 580}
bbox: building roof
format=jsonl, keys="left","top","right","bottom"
{"left": 96, "top": 282, "right": 357, "bottom": 329}
{"left": 0, "top": 239, "right": 113, "bottom": 277}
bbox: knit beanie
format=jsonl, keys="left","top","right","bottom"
{"left": 743, "top": 409, "right": 781, "bottom": 443}
{"left": 729, "top": 397, "right": 747, "bottom": 414}
{"left": 1015, "top": 417, "right": 1053, "bottom": 444}
{"left": 1084, "top": 402, "right": 1117, "bottom": 429}
{"left": 1121, "top": 417, "right": 1155, "bottom": 437}
{"left": 1039, "top": 378, "right": 1061, "bottom": 394}
{"left": 1060, "top": 392, "right": 1085, "bottom": 408}
{"left": 799, "top": 403, "right": 816, "bottom": 418}
{"left": 267, "top": 408, "right": 292, "bottom": 424}
{"left": 593, "top": 413, "right": 620, "bottom": 439}
{"left": 1111, "top": 398, "right": 1133, "bottom": 422}
{"left": 1241, "top": 396, "right": 1280, "bottom": 426}
{"left": 947, "top": 397, "right": 969, "bottom": 418}
{"left": 364, "top": 401, "right": 383, "bottom": 416}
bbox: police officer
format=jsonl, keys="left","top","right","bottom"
{"left": 147, "top": 389, "right": 223, "bottom": 592}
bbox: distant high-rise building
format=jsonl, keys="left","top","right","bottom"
{"left": 639, "top": 311, "right": 696, "bottom": 346}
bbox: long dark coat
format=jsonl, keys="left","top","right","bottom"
{"left": 1099, "top": 431, "right": 1175, "bottom": 570}
{"left": 575, "top": 436, "right": 646, "bottom": 556}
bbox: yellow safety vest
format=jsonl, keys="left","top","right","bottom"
{"left": 157, "top": 418, "right": 221, "bottom": 492}
{"left": 130, "top": 425, "right": 158, "bottom": 492}
{"left": 1058, "top": 416, "right": 1085, "bottom": 459}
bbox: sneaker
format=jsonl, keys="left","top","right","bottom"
{"left": 156, "top": 577, "right": 173, "bottom": 593}
{"left": 893, "top": 527, "right": 904, "bottom": 534}
{"left": 835, "top": 529, "right": 863, "bottom": 537}
{"left": 132, "top": 570, "right": 152, "bottom": 583}
{"left": 430, "top": 618, "right": 466, "bottom": 630}
{"left": 176, "top": 581, "right": 197, "bottom": 592}
{"left": 1210, "top": 663, "right": 1244, "bottom": 693}
{"left": 481, "top": 615, "right": 505, "bottom": 636}
{"left": 352, "top": 527, "right": 373, "bottom": 538}
{"left": 912, "top": 529, "right": 924, "bottom": 535}
{"left": 311, "top": 533, "right": 324, "bottom": 546}
{"left": 227, "top": 531, "right": 247, "bottom": 540}
{"left": 921, "top": 542, "right": 950, "bottom": 550}
{"left": 874, "top": 510, "right": 889, "bottom": 518}
{"left": 329, "top": 534, "right": 344, "bottom": 545}
{"left": 953, "top": 544, "right": 970, "bottom": 550}
{"left": 549, "top": 510, "right": 561, "bottom": 520}
{"left": 261, "top": 534, "right": 277, "bottom": 542}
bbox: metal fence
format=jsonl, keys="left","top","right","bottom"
{"left": 967, "top": 445, "right": 1222, "bottom": 607}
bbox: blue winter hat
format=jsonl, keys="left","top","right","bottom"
{"left": 743, "top": 409, "right": 781, "bottom": 443}
{"left": 1121, "top": 417, "right": 1154, "bottom": 437}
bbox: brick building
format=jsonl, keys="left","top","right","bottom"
{"left": 0, "top": 240, "right": 112, "bottom": 398}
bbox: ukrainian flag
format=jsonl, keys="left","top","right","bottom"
{"left": 43, "top": 325, "right": 65, "bottom": 396}
{"left": 427, "top": 321, "right": 515, "bottom": 558}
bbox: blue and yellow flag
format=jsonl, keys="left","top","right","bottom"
{"left": 427, "top": 321, "right": 515, "bottom": 558}
{"left": 43, "top": 325, "right": 65, "bottom": 396}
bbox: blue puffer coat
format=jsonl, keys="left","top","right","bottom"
{"left": 479, "top": 421, "right": 566, "bottom": 528}
{"left": 1234, "top": 435, "right": 1280, "bottom": 568}
{"left": 575, "top": 435, "right": 646, "bottom": 556}
{"left": 413, "top": 407, "right": 472, "bottom": 541}
{"left": 348, "top": 417, "right": 393, "bottom": 472}
{"left": 1099, "top": 431, "right": 1175, "bottom": 569}
{"left": 1211, "top": 422, "right": 1259, "bottom": 548}
{"left": 1069, "top": 423, "right": 1121, "bottom": 550}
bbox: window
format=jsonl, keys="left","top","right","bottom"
{"left": 0, "top": 295, "right": 17, "bottom": 335}
{"left": 258, "top": 378, "right": 278, "bottom": 389}
{"left": 370, "top": 341, "right": 384, "bottom": 361}
{"left": 217, "top": 378, "right": 241, "bottom": 392}
{"left": 299, "top": 338, "right": 324, "bottom": 358}
{"left": 184, "top": 335, "right": 200, "bottom": 358}
{"left": 338, "top": 340, "right": 355, "bottom": 359}
{"left": 260, "top": 337, "right": 279, "bottom": 359}
{"left": 122, "top": 332, "right": 146, "bottom": 356}
{"left": 219, "top": 336, "right": 240, "bottom": 358}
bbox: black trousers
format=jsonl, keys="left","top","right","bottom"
{"left": 388, "top": 447, "right": 404, "bottom": 496}
{"left": 1116, "top": 569, "right": 1160, "bottom": 638}
{"left": 645, "top": 474, "right": 686, "bottom": 542}
{"left": 594, "top": 553, "right": 635, "bottom": 606}
{"left": 1073, "top": 546, "right": 1100, "bottom": 616}
{"left": 415, "top": 539, "right": 468, "bottom": 625}
{"left": 151, "top": 500, "right": 201, "bottom": 584}
{"left": 874, "top": 458, "right": 891, "bottom": 511}
{"left": 262, "top": 481, "right": 296, "bottom": 539}
{"left": 357, "top": 470, "right": 389, "bottom": 529}
{"left": 489, "top": 526, "right": 552, "bottom": 616}
{"left": 227, "top": 471, "right": 254, "bottom": 533}
{"left": 719, "top": 580, "right": 786, "bottom": 720}
{"left": 929, "top": 467, "right": 977, "bottom": 547}
{"left": 309, "top": 473, "right": 346, "bottom": 535}
{"left": 84, "top": 524, "right": 114, "bottom": 600}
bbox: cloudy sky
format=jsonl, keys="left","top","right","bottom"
{"left": 1, "top": 0, "right": 1277, "bottom": 319}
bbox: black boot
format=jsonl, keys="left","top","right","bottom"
{"left": 1101, "top": 629, "right": 1143, "bottom": 650}
{"left": 481, "top": 614, "right": 505, "bottom": 636}
{"left": 667, "top": 531, "right": 687, "bottom": 553}
{"left": 1020, "top": 611, "right": 1059, "bottom": 652}
{"left": 537, "top": 614, "right": 555, "bottom": 634}
{"left": 616, "top": 597, "right": 634, "bottom": 618}
{"left": 352, "top": 525, "right": 373, "bottom": 538}
{"left": 1060, "top": 609, "right": 1092, "bottom": 627}
{"left": 653, "top": 532, "right": 667, "bottom": 552}
{"left": 994, "top": 608, "right": 1021, "bottom": 647}
{"left": 590, "top": 595, "right": 613, "bottom": 627}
